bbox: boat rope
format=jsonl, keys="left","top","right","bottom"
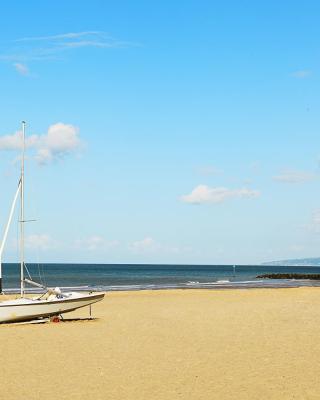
{"left": 24, "top": 262, "right": 32, "bottom": 281}
{"left": 35, "top": 246, "right": 44, "bottom": 286}
{"left": 39, "top": 263, "right": 47, "bottom": 287}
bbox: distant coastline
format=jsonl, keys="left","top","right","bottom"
{"left": 262, "top": 258, "right": 320, "bottom": 267}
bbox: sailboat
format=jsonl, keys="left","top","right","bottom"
{"left": 0, "top": 122, "right": 104, "bottom": 323}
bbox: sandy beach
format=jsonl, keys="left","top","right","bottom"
{"left": 1, "top": 288, "right": 320, "bottom": 399}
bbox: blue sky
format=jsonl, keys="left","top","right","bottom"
{"left": 0, "top": 1, "right": 320, "bottom": 264}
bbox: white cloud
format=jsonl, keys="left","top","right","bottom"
{"left": 16, "top": 31, "right": 101, "bottom": 42}
{"left": 16, "top": 31, "right": 135, "bottom": 49}
{"left": 291, "top": 70, "right": 311, "bottom": 79}
{"left": 0, "top": 122, "right": 82, "bottom": 164}
{"left": 75, "top": 236, "right": 119, "bottom": 251}
{"left": 13, "top": 62, "right": 29, "bottom": 75}
{"left": 25, "top": 234, "right": 57, "bottom": 251}
{"left": 128, "top": 237, "right": 190, "bottom": 255}
{"left": 273, "top": 169, "right": 315, "bottom": 183}
{"left": 61, "top": 41, "right": 115, "bottom": 49}
{"left": 180, "top": 185, "right": 260, "bottom": 204}
{"left": 129, "top": 237, "right": 159, "bottom": 254}
{"left": 0, "top": 31, "right": 137, "bottom": 63}
{"left": 36, "top": 148, "right": 53, "bottom": 164}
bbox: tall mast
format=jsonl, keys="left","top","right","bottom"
{"left": 20, "top": 121, "right": 26, "bottom": 297}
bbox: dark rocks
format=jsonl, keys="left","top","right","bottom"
{"left": 257, "top": 273, "right": 320, "bottom": 280}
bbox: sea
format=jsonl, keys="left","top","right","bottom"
{"left": 3, "top": 263, "right": 320, "bottom": 293}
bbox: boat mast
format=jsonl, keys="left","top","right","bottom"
{"left": 20, "top": 121, "right": 26, "bottom": 297}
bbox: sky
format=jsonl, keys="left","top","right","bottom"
{"left": 0, "top": 0, "right": 320, "bottom": 264}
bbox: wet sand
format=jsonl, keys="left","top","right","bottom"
{"left": 1, "top": 288, "right": 320, "bottom": 399}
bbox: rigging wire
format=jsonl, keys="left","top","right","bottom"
{"left": 27, "top": 166, "right": 46, "bottom": 287}
{"left": 24, "top": 262, "right": 32, "bottom": 281}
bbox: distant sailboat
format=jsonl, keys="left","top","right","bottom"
{"left": 0, "top": 122, "right": 104, "bottom": 323}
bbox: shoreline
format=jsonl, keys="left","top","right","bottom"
{"left": 3, "top": 277, "right": 320, "bottom": 295}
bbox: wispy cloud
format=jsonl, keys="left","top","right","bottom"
{"left": 129, "top": 237, "right": 159, "bottom": 254}
{"left": 25, "top": 234, "right": 58, "bottom": 250}
{"left": 291, "top": 70, "right": 311, "bottom": 79}
{"left": 15, "top": 31, "right": 101, "bottom": 42}
{"left": 273, "top": 169, "right": 315, "bottom": 184}
{"left": 129, "top": 237, "right": 189, "bottom": 255}
{"left": 13, "top": 62, "right": 29, "bottom": 76}
{"left": 0, "top": 31, "right": 137, "bottom": 67}
{"left": 180, "top": 185, "right": 260, "bottom": 205}
{"left": 74, "top": 236, "right": 119, "bottom": 251}
{"left": 60, "top": 40, "right": 114, "bottom": 49}
{"left": 0, "top": 122, "right": 82, "bottom": 165}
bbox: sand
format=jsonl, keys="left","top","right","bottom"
{"left": 1, "top": 288, "right": 320, "bottom": 399}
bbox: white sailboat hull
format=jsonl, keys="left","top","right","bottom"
{"left": 0, "top": 292, "right": 105, "bottom": 323}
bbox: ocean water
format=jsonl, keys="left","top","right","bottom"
{"left": 3, "top": 263, "right": 320, "bottom": 292}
